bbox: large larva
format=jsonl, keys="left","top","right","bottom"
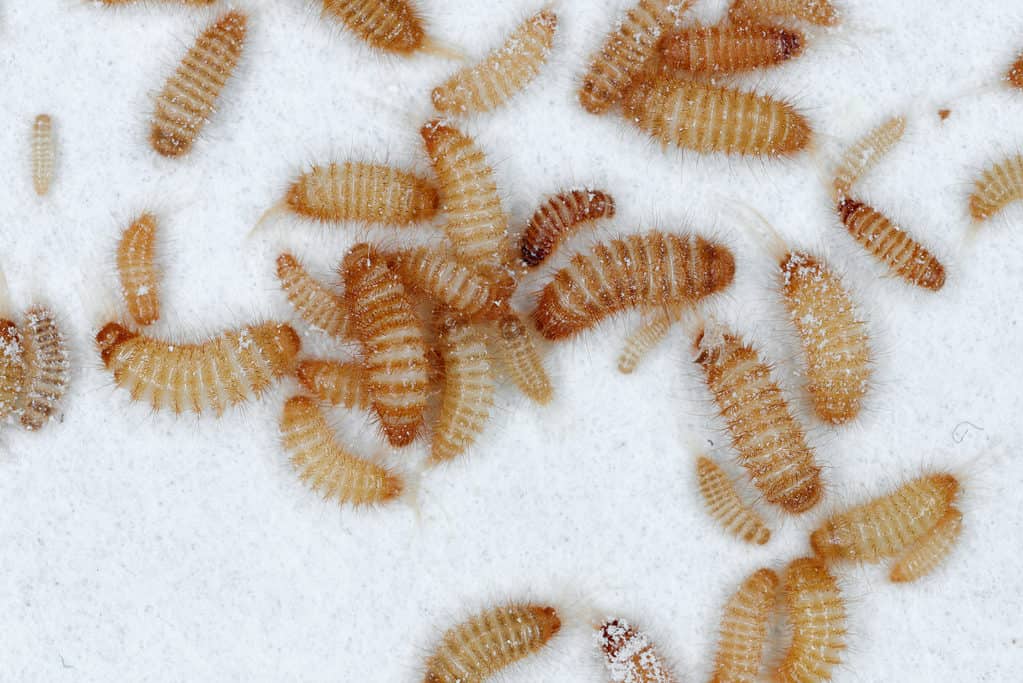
{"left": 532, "top": 231, "right": 735, "bottom": 341}
{"left": 1009, "top": 51, "right": 1023, "bottom": 89}
{"left": 341, "top": 243, "right": 430, "bottom": 448}
{"left": 696, "top": 456, "right": 771, "bottom": 545}
{"left": 967, "top": 153, "right": 1023, "bottom": 223}
{"left": 597, "top": 617, "right": 680, "bottom": 683}
{"left": 386, "top": 247, "right": 506, "bottom": 321}
{"left": 150, "top": 11, "right": 247, "bottom": 158}
{"left": 694, "top": 328, "right": 822, "bottom": 514}
{"left": 17, "top": 306, "right": 70, "bottom": 432}
{"left": 95, "top": 321, "right": 300, "bottom": 416}
{"left": 276, "top": 253, "right": 348, "bottom": 339}
{"left": 117, "top": 213, "right": 161, "bottom": 327}
{"left": 423, "top": 603, "right": 561, "bottom": 682}
{"left": 831, "top": 116, "right": 906, "bottom": 199}
{"left": 710, "top": 568, "right": 779, "bottom": 683}
{"left": 773, "top": 557, "right": 846, "bottom": 683}
{"left": 280, "top": 395, "right": 403, "bottom": 506}
{"left": 432, "top": 9, "right": 558, "bottom": 115}
{"left": 889, "top": 506, "right": 963, "bottom": 583}
{"left": 616, "top": 304, "right": 685, "bottom": 374}
{"left": 519, "top": 189, "right": 616, "bottom": 268}
{"left": 31, "top": 114, "right": 55, "bottom": 196}
{"left": 658, "top": 23, "right": 805, "bottom": 76}
{"left": 729, "top": 0, "right": 840, "bottom": 26}
{"left": 295, "top": 359, "right": 371, "bottom": 410}
{"left": 322, "top": 0, "right": 428, "bottom": 55}
{"left": 0, "top": 319, "right": 26, "bottom": 422}
{"left": 490, "top": 312, "right": 553, "bottom": 405}
{"left": 432, "top": 311, "right": 494, "bottom": 464}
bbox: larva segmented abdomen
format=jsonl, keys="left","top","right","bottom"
{"left": 836, "top": 197, "right": 946, "bottom": 290}
{"left": 729, "top": 0, "right": 840, "bottom": 26}
{"left": 780, "top": 252, "right": 870, "bottom": 425}
{"left": 532, "top": 231, "right": 735, "bottom": 341}
{"left": 711, "top": 568, "right": 778, "bottom": 683}
{"left": 117, "top": 213, "right": 161, "bottom": 327}
{"left": 490, "top": 312, "right": 553, "bottom": 405}
{"left": 773, "top": 557, "right": 846, "bottom": 683}
{"left": 388, "top": 247, "right": 505, "bottom": 320}
{"left": 432, "top": 10, "right": 557, "bottom": 115}
{"left": 276, "top": 253, "right": 348, "bottom": 339}
{"left": 322, "top": 0, "right": 425, "bottom": 54}
{"left": 832, "top": 116, "right": 906, "bottom": 199}
{"left": 696, "top": 456, "right": 771, "bottom": 545}
{"left": 150, "top": 11, "right": 247, "bottom": 158}
{"left": 624, "top": 75, "right": 812, "bottom": 156}
{"left": 295, "top": 359, "right": 370, "bottom": 410}
{"left": 519, "top": 189, "right": 616, "bottom": 268}
{"left": 695, "top": 329, "right": 822, "bottom": 514}
{"left": 432, "top": 312, "right": 494, "bottom": 464}
{"left": 658, "top": 23, "right": 804, "bottom": 75}
{"left": 967, "top": 153, "right": 1023, "bottom": 222}
{"left": 0, "top": 320, "right": 27, "bottom": 421}
{"left": 597, "top": 617, "right": 680, "bottom": 683}
{"left": 810, "top": 473, "right": 959, "bottom": 564}
{"left": 32, "top": 114, "right": 54, "bottom": 196}
{"left": 1009, "top": 52, "right": 1023, "bottom": 89}
{"left": 617, "top": 305, "right": 684, "bottom": 374}
{"left": 17, "top": 306, "right": 70, "bottom": 432}
{"left": 285, "top": 162, "right": 439, "bottom": 226}
{"left": 280, "top": 395, "right": 403, "bottom": 506}
{"left": 890, "top": 506, "right": 963, "bottom": 583}
{"left": 423, "top": 603, "right": 561, "bottom": 683}
{"left": 95, "top": 321, "right": 300, "bottom": 415}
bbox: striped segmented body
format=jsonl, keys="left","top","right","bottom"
{"left": 32, "top": 114, "right": 55, "bottom": 196}
{"left": 0, "top": 320, "right": 26, "bottom": 421}
{"left": 296, "top": 360, "right": 371, "bottom": 410}
{"left": 729, "top": 0, "right": 840, "bottom": 26}
{"left": 322, "top": 0, "right": 427, "bottom": 54}
{"left": 432, "top": 312, "right": 494, "bottom": 464}
{"left": 276, "top": 253, "right": 348, "bottom": 339}
{"left": 968, "top": 153, "right": 1023, "bottom": 222}
{"left": 17, "top": 306, "right": 70, "bottom": 431}
{"left": 118, "top": 213, "right": 161, "bottom": 326}
{"left": 711, "top": 568, "right": 778, "bottom": 683}
{"left": 519, "top": 188, "right": 615, "bottom": 267}
{"left": 696, "top": 456, "right": 771, "bottom": 545}
{"left": 387, "top": 247, "right": 506, "bottom": 320}
{"left": 658, "top": 23, "right": 804, "bottom": 75}
{"left": 889, "top": 507, "right": 963, "bottom": 583}
{"left": 597, "top": 617, "right": 680, "bottom": 682}
{"left": 773, "top": 558, "right": 846, "bottom": 683}
{"left": 832, "top": 116, "right": 906, "bottom": 199}
{"left": 490, "top": 312, "right": 552, "bottom": 405}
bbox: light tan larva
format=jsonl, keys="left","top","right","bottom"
{"left": 423, "top": 603, "right": 561, "bottom": 683}
{"left": 710, "top": 568, "right": 779, "bottom": 683}
{"left": 431, "top": 311, "right": 494, "bottom": 464}
{"left": 322, "top": 0, "right": 427, "bottom": 55}
{"left": 617, "top": 304, "right": 684, "bottom": 374}
{"left": 1009, "top": 51, "right": 1023, "bottom": 89}
{"left": 17, "top": 306, "right": 70, "bottom": 432}
{"left": 729, "top": 0, "right": 840, "bottom": 26}
{"left": 519, "top": 189, "right": 616, "bottom": 268}
{"left": 490, "top": 312, "right": 553, "bottom": 405}
{"left": 387, "top": 247, "right": 507, "bottom": 321}
{"left": 773, "top": 557, "right": 846, "bottom": 683}
{"left": 658, "top": 23, "right": 805, "bottom": 76}
{"left": 696, "top": 456, "right": 771, "bottom": 545}
{"left": 0, "top": 319, "right": 26, "bottom": 421}
{"left": 967, "top": 154, "right": 1023, "bottom": 222}
{"left": 889, "top": 506, "right": 963, "bottom": 583}
{"left": 597, "top": 617, "right": 680, "bottom": 683}
{"left": 432, "top": 9, "right": 558, "bottom": 115}
{"left": 831, "top": 116, "right": 906, "bottom": 200}
{"left": 95, "top": 321, "right": 300, "bottom": 416}
{"left": 31, "top": 114, "right": 55, "bottom": 196}
{"left": 276, "top": 253, "right": 348, "bottom": 339}
{"left": 295, "top": 359, "right": 371, "bottom": 410}
{"left": 280, "top": 395, "right": 403, "bottom": 506}
{"left": 117, "top": 213, "right": 161, "bottom": 327}
{"left": 150, "top": 11, "right": 247, "bottom": 158}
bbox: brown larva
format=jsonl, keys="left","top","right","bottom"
{"left": 322, "top": 0, "right": 433, "bottom": 55}
{"left": 694, "top": 327, "right": 822, "bottom": 514}
{"left": 31, "top": 114, "right": 55, "bottom": 196}
{"left": 831, "top": 116, "right": 906, "bottom": 199}
{"left": 431, "top": 311, "right": 494, "bottom": 464}
{"left": 772, "top": 557, "right": 846, "bottom": 683}
{"left": 423, "top": 603, "right": 561, "bottom": 682}
{"left": 99, "top": 0, "right": 216, "bottom": 5}
{"left": 616, "top": 304, "right": 685, "bottom": 374}
{"left": 710, "top": 568, "right": 779, "bottom": 683}
{"left": 0, "top": 319, "right": 26, "bottom": 422}
{"left": 658, "top": 23, "right": 805, "bottom": 76}
{"left": 386, "top": 247, "right": 507, "bottom": 321}
{"left": 295, "top": 359, "right": 371, "bottom": 410}
{"left": 889, "top": 506, "right": 963, "bottom": 583}
{"left": 597, "top": 617, "right": 680, "bottom": 683}
{"left": 1009, "top": 51, "right": 1023, "bottom": 89}
{"left": 729, "top": 0, "right": 840, "bottom": 26}
{"left": 490, "top": 312, "right": 553, "bottom": 405}
{"left": 432, "top": 9, "right": 558, "bottom": 115}
{"left": 150, "top": 10, "right": 247, "bottom": 158}
{"left": 967, "top": 153, "right": 1023, "bottom": 223}
{"left": 276, "top": 253, "right": 348, "bottom": 339}
{"left": 95, "top": 321, "right": 300, "bottom": 416}
{"left": 696, "top": 456, "right": 771, "bottom": 545}
{"left": 519, "top": 189, "right": 616, "bottom": 268}
{"left": 17, "top": 306, "right": 70, "bottom": 432}
{"left": 532, "top": 231, "right": 735, "bottom": 341}
{"left": 117, "top": 213, "right": 161, "bottom": 327}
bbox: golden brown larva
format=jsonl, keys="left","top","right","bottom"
{"left": 696, "top": 456, "right": 771, "bottom": 545}
{"left": 889, "top": 506, "right": 963, "bottom": 583}
{"left": 710, "top": 568, "right": 778, "bottom": 683}
{"left": 31, "top": 114, "right": 55, "bottom": 196}
{"left": 519, "top": 188, "right": 616, "bottom": 268}
{"left": 275, "top": 253, "right": 348, "bottom": 339}
{"left": 729, "top": 0, "right": 840, "bottom": 26}
{"left": 772, "top": 557, "right": 847, "bottom": 683}
{"left": 967, "top": 153, "right": 1023, "bottom": 223}
{"left": 295, "top": 359, "right": 371, "bottom": 410}
{"left": 17, "top": 306, "right": 70, "bottom": 432}
{"left": 489, "top": 312, "right": 553, "bottom": 405}
{"left": 322, "top": 0, "right": 435, "bottom": 55}
{"left": 117, "top": 213, "right": 161, "bottom": 327}
{"left": 658, "top": 23, "right": 804, "bottom": 76}
{"left": 597, "top": 617, "right": 680, "bottom": 682}
{"left": 386, "top": 247, "right": 507, "bottom": 321}
{"left": 1008, "top": 50, "right": 1023, "bottom": 89}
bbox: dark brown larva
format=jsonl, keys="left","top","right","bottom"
{"left": 519, "top": 189, "right": 615, "bottom": 267}
{"left": 658, "top": 23, "right": 804, "bottom": 75}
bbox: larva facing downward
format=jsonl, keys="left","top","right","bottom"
{"left": 696, "top": 456, "right": 772, "bottom": 545}
{"left": 275, "top": 253, "right": 348, "bottom": 339}
{"left": 967, "top": 154, "right": 1023, "bottom": 223}
{"left": 773, "top": 557, "right": 846, "bottom": 683}
{"left": 710, "top": 568, "right": 778, "bottom": 683}
{"left": 658, "top": 23, "right": 805, "bottom": 76}
{"left": 831, "top": 116, "right": 906, "bottom": 200}
{"left": 32, "top": 114, "right": 55, "bottom": 196}
{"left": 17, "top": 306, "right": 70, "bottom": 432}
{"left": 432, "top": 311, "right": 494, "bottom": 464}
{"left": 597, "top": 617, "right": 680, "bottom": 682}
{"left": 490, "top": 312, "right": 553, "bottom": 405}
{"left": 117, "top": 213, "right": 161, "bottom": 327}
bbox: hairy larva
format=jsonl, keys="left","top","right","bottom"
{"left": 295, "top": 359, "right": 371, "bottom": 410}
{"left": 810, "top": 472, "right": 959, "bottom": 564}
{"left": 0, "top": 320, "right": 26, "bottom": 421}
{"left": 341, "top": 243, "right": 430, "bottom": 448}
{"left": 831, "top": 116, "right": 906, "bottom": 199}
{"left": 729, "top": 0, "right": 840, "bottom": 26}
{"left": 532, "top": 231, "right": 735, "bottom": 341}
{"left": 490, "top": 312, "right": 553, "bottom": 405}
{"left": 431, "top": 311, "right": 494, "bottom": 464}
{"left": 658, "top": 23, "right": 804, "bottom": 76}
{"left": 696, "top": 456, "right": 771, "bottom": 545}
{"left": 1006, "top": 50, "right": 1023, "bottom": 89}
{"left": 597, "top": 617, "right": 680, "bottom": 683}
{"left": 519, "top": 189, "right": 616, "bottom": 268}
{"left": 578, "top": 0, "right": 694, "bottom": 115}
{"left": 95, "top": 321, "right": 300, "bottom": 415}
{"left": 694, "top": 328, "right": 822, "bottom": 514}
{"left": 386, "top": 247, "right": 507, "bottom": 320}
{"left": 150, "top": 10, "right": 247, "bottom": 158}
{"left": 432, "top": 9, "right": 558, "bottom": 115}
{"left": 710, "top": 568, "right": 779, "bottom": 683}
{"left": 17, "top": 306, "right": 70, "bottom": 431}
{"left": 117, "top": 213, "right": 161, "bottom": 327}
{"left": 967, "top": 153, "right": 1023, "bottom": 222}
{"left": 616, "top": 304, "right": 684, "bottom": 374}
{"left": 276, "top": 253, "right": 348, "bottom": 339}
{"left": 280, "top": 395, "right": 403, "bottom": 505}
{"left": 773, "top": 557, "right": 846, "bottom": 683}
{"left": 623, "top": 75, "right": 812, "bottom": 156}
{"left": 322, "top": 0, "right": 430, "bottom": 55}
{"left": 31, "top": 114, "right": 55, "bottom": 196}
{"left": 423, "top": 603, "right": 561, "bottom": 683}
{"left": 889, "top": 506, "right": 963, "bottom": 583}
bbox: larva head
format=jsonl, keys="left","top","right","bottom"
{"left": 95, "top": 322, "right": 137, "bottom": 366}
{"left": 783, "top": 557, "right": 836, "bottom": 596}
{"left": 497, "top": 313, "right": 527, "bottom": 342}
{"left": 420, "top": 119, "right": 457, "bottom": 160}
{"left": 805, "top": 0, "right": 841, "bottom": 26}
{"left": 917, "top": 260, "right": 946, "bottom": 292}
{"left": 779, "top": 251, "right": 821, "bottom": 292}
{"left": 597, "top": 618, "right": 639, "bottom": 661}
{"left": 531, "top": 605, "right": 562, "bottom": 642}
{"left": 694, "top": 237, "right": 736, "bottom": 297}
{"left": 692, "top": 325, "right": 731, "bottom": 367}
{"left": 836, "top": 196, "right": 863, "bottom": 222}
{"left": 249, "top": 323, "right": 301, "bottom": 374}
{"left": 215, "top": 10, "right": 248, "bottom": 45}
{"left": 775, "top": 25, "right": 805, "bottom": 59}
{"left": 924, "top": 472, "right": 961, "bottom": 505}
{"left": 339, "top": 243, "right": 382, "bottom": 289}
{"left": 275, "top": 252, "right": 299, "bottom": 279}
{"left": 810, "top": 516, "right": 858, "bottom": 561}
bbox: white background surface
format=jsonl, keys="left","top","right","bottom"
{"left": 1, "top": 0, "right": 1021, "bottom": 680}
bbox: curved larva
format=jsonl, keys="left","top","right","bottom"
{"left": 490, "top": 312, "right": 553, "bottom": 405}
{"left": 578, "top": 0, "right": 695, "bottom": 115}
{"left": 341, "top": 244, "right": 430, "bottom": 448}
{"left": 432, "top": 9, "right": 558, "bottom": 115}
{"left": 779, "top": 252, "right": 870, "bottom": 425}
{"left": 810, "top": 472, "right": 959, "bottom": 564}
{"left": 150, "top": 11, "right": 247, "bottom": 158}
{"left": 519, "top": 189, "right": 616, "bottom": 268}
{"left": 532, "top": 231, "right": 735, "bottom": 341}
{"left": 889, "top": 506, "right": 963, "bottom": 583}
{"left": 696, "top": 456, "right": 771, "bottom": 545}
{"left": 658, "top": 23, "right": 804, "bottom": 76}
{"left": 1009, "top": 51, "right": 1023, "bottom": 89}
{"left": 431, "top": 312, "right": 494, "bottom": 464}
{"left": 31, "top": 114, "right": 55, "bottom": 196}
{"left": 623, "top": 75, "right": 812, "bottom": 156}
{"left": 729, "top": 0, "right": 840, "bottom": 26}
{"left": 95, "top": 321, "right": 300, "bottom": 416}
{"left": 322, "top": 0, "right": 427, "bottom": 55}
{"left": 276, "top": 253, "right": 348, "bottom": 339}
{"left": 617, "top": 304, "right": 684, "bottom": 374}
{"left": 423, "top": 603, "right": 561, "bottom": 683}
{"left": 387, "top": 247, "right": 506, "bottom": 320}
{"left": 710, "top": 568, "right": 779, "bottom": 683}
{"left": 0, "top": 320, "right": 26, "bottom": 421}
{"left": 694, "top": 328, "right": 822, "bottom": 514}
{"left": 836, "top": 197, "right": 946, "bottom": 290}
{"left": 295, "top": 359, "right": 370, "bottom": 410}
{"left": 831, "top": 116, "right": 906, "bottom": 200}
{"left": 773, "top": 557, "right": 846, "bottom": 683}
{"left": 597, "top": 617, "right": 680, "bottom": 683}
{"left": 280, "top": 395, "right": 403, "bottom": 506}
{"left": 967, "top": 153, "right": 1023, "bottom": 222}
{"left": 17, "top": 306, "right": 70, "bottom": 431}
{"left": 117, "top": 213, "right": 161, "bottom": 327}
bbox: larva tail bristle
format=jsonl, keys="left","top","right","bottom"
{"left": 717, "top": 199, "right": 789, "bottom": 264}
{"left": 248, "top": 201, "right": 288, "bottom": 238}
{"left": 420, "top": 36, "right": 466, "bottom": 61}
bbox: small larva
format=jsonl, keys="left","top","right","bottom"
{"left": 276, "top": 253, "right": 348, "bottom": 339}
{"left": 597, "top": 617, "right": 680, "bottom": 683}
{"left": 95, "top": 321, "right": 300, "bottom": 415}
{"left": 696, "top": 456, "right": 771, "bottom": 545}
{"left": 710, "top": 568, "right": 779, "bottom": 683}
{"left": 1008, "top": 51, "right": 1023, "bottom": 89}
{"left": 889, "top": 506, "right": 963, "bottom": 583}
{"left": 17, "top": 306, "right": 70, "bottom": 431}
{"left": 423, "top": 603, "right": 561, "bottom": 683}
{"left": 117, "top": 213, "right": 161, "bottom": 327}
{"left": 387, "top": 247, "right": 507, "bottom": 321}
{"left": 967, "top": 153, "right": 1023, "bottom": 222}
{"left": 280, "top": 395, "right": 403, "bottom": 506}
{"left": 810, "top": 472, "right": 959, "bottom": 564}
{"left": 490, "top": 312, "right": 553, "bottom": 405}
{"left": 694, "top": 327, "right": 822, "bottom": 514}
{"left": 31, "top": 114, "right": 55, "bottom": 196}
{"left": 432, "top": 9, "right": 558, "bottom": 115}
{"left": 295, "top": 359, "right": 371, "bottom": 410}
{"left": 150, "top": 10, "right": 247, "bottom": 158}
{"left": 0, "top": 319, "right": 26, "bottom": 421}
{"left": 773, "top": 557, "right": 846, "bottom": 683}
{"left": 322, "top": 0, "right": 427, "bottom": 55}
{"left": 729, "top": 0, "right": 840, "bottom": 26}
{"left": 831, "top": 116, "right": 906, "bottom": 199}
{"left": 519, "top": 189, "right": 616, "bottom": 268}
{"left": 532, "top": 231, "right": 735, "bottom": 341}
{"left": 431, "top": 311, "right": 494, "bottom": 464}
{"left": 657, "top": 23, "right": 805, "bottom": 76}
{"left": 616, "top": 304, "right": 684, "bottom": 374}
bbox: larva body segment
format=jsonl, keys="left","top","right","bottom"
{"left": 0, "top": 320, "right": 27, "bottom": 421}
{"left": 729, "top": 0, "right": 840, "bottom": 26}
{"left": 532, "top": 231, "right": 735, "bottom": 341}
{"left": 17, "top": 306, "right": 70, "bottom": 432}
{"left": 117, "top": 213, "right": 161, "bottom": 327}
{"left": 889, "top": 506, "right": 963, "bottom": 583}
{"left": 617, "top": 304, "right": 684, "bottom": 374}
{"left": 275, "top": 253, "right": 348, "bottom": 339}
{"left": 432, "top": 10, "right": 558, "bottom": 115}
{"left": 295, "top": 359, "right": 370, "bottom": 410}
{"left": 1009, "top": 52, "right": 1023, "bottom": 89}
{"left": 423, "top": 603, "right": 561, "bottom": 683}
{"left": 490, "top": 312, "right": 553, "bottom": 405}
{"left": 711, "top": 568, "right": 779, "bottom": 683}
{"left": 658, "top": 23, "right": 804, "bottom": 76}
{"left": 694, "top": 329, "right": 822, "bottom": 514}
{"left": 95, "top": 321, "right": 300, "bottom": 416}
{"left": 387, "top": 247, "right": 506, "bottom": 320}
{"left": 431, "top": 312, "right": 494, "bottom": 464}
{"left": 32, "top": 114, "right": 55, "bottom": 196}
{"left": 773, "top": 558, "right": 846, "bottom": 683}
{"left": 832, "top": 116, "right": 906, "bottom": 200}
{"left": 696, "top": 456, "right": 771, "bottom": 545}
{"left": 519, "top": 189, "right": 616, "bottom": 268}
{"left": 597, "top": 617, "right": 680, "bottom": 683}
{"left": 322, "top": 0, "right": 426, "bottom": 55}
{"left": 967, "top": 154, "right": 1023, "bottom": 222}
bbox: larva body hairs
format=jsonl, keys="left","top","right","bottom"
{"left": 316, "top": 0, "right": 462, "bottom": 59}
{"left": 596, "top": 614, "right": 684, "bottom": 682}
{"left": 657, "top": 21, "right": 807, "bottom": 77}
{"left": 728, "top": 0, "right": 842, "bottom": 27}
{"left": 707, "top": 566, "right": 779, "bottom": 683}
{"left": 30, "top": 114, "right": 55, "bottom": 197}
{"left": 967, "top": 151, "right": 1023, "bottom": 226}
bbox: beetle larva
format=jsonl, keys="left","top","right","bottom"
{"left": 423, "top": 603, "right": 561, "bottom": 682}
{"left": 1009, "top": 51, "right": 1023, "bottom": 89}
{"left": 532, "top": 231, "right": 735, "bottom": 341}
{"left": 831, "top": 116, "right": 906, "bottom": 199}
{"left": 889, "top": 506, "right": 963, "bottom": 583}
{"left": 490, "top": 312, "right": 552, "bottom": 405}
{"left": 95, "top": 321, "right": 300, "bottom": 415}
{"left": 276, "top": 253, "right": 348, "bottom": 339}
{"left": 322, "top": 0, "right": 431, "bottom": 55}
{"left": 773, "top": 557, "right": 846, "bottom": 683}
{"left": 696, "top": 456, "right": 771, "bottom": 545}
{"left": 117, "top": 213, "right": 161, "bottom": 327}
{"left": 658, "top": 23, "right": 804, "bottom": 76}
{"left": 387, "top": 247, "right": 507, "bottom": 321}
{"left": 710, "top": 568, "right": 778, "bottom": 683}
{"left": 694, "top": 327, "right": 822, "bottom": 514}
{"left": 17, "top": 306, "right": 70, "bottom": 431}
{"left": 616, "top": 304, "right": 685, "bottom": 374}
{"left": 150, "top": 11, "right": 247, "bottom": 158}
{"left": 31, "top": 114, "right": 55, "bottom": 196}
{"left": 432, "top": 9, "right": 558, "bottom": 115}
{"left": 597, "top": 617, "right": 679, "bottom": 683}
{"left": 519, "top": 188, "right": 615, "bottom": 268}
{"left": 296, "top": 359, "right": 370, "bottom": 410}
{"left": 431, "top": 311, "right": 494, "bottom": 464}
{"left": 967, "top": 153, "right": 1023, "bottom": 222}
{"left": 0, "top": 319, "right": 26, "bottom": 421}
{"left": 729, "top": 0, "right": 840, "bottom": 26}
